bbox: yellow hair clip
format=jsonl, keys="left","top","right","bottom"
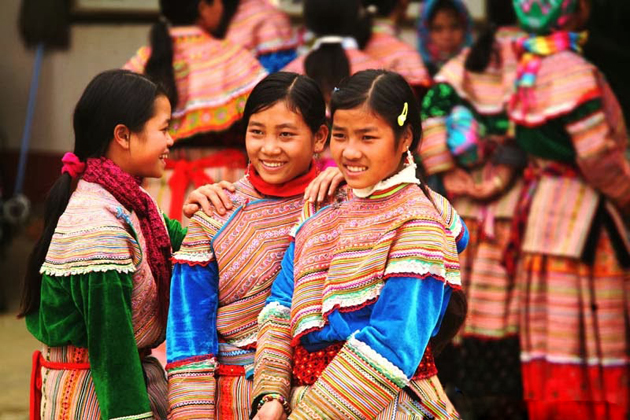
{"left": 397, "top": 102, "right": 408, "bottom": 127}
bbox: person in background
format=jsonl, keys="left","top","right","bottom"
{"left": 361, "top": 0, "right": 431, "bottom": 97}
{"left": 419, "top": 2, "right": 528, "bottom": 417}
{"left": 21, "top": 70, "right": 186, "bottom": 420}
{"left": 252, "top": 70, "right": 468, "bottom": 420}
{"left": 225, "top": 0, "right": 298, "bottom": 73}
{"left": 417, "top": 0, "right": 473, "bottom": 77}
{"left": 124, "top": 0, "right": 267, "bottom": 222}
{"left": 509, "top": 0, "right": 630, "bottom": 418}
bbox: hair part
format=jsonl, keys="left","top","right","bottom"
{"left": 19, "top": 70, "right": 166, "bottom": 317}
{"left": 242, "top": 72, "right": 327, "bottom": 135}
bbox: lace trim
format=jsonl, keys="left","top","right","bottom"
{"left": 347, "top": 335, "right": 409, "bottom": 388}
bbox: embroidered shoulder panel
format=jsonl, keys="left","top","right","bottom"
{"left": 40, "top": 181, "right": 141, "bottom": 276}
{"left": 291, "top": 185, "right": 461, "bottom": 340}
{"left": 509, "top": 51, "right": 602, "bottom": 126}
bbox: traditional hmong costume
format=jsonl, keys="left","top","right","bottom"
{"left": 363, "top": 19, "right": 431, "bottom": 91}
{"left": 27, "top": 158, "right": 187, "bottom": 420}
{"left": 124, "top": 26, "right": 267, "bottom": 222}
{"left": 420, "top": 26, "right": 528, "bottom": 419}
{"left": 226, "top": 0, "right": 298, "bottom": 72}
{"left": 417, "top": 0, "right": 473, "bottom": 77}
{"left": 253, "top": 163, "right": 468, "bottom": 419}
{"left": 166, "top": 164, "right": 328, "bottom": 419}
{"left": 508, "top": 1, "right": 630, "bottom": 418}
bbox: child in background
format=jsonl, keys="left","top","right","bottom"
{"left": 362, "top": 0, "right": 431, "bottom": 97}
{"left": 417, "top": 0, "right": 472, "bottom": 77}
{"left": 509, "top": 0, "right": 630, "bottom": 418}
{"left": 419, "top": 3, "right": 528, "bottom": 417}
{"left": 124, "top": 0, "right": 267, "bottom": 221}
{"left": 22, "top": 70, "right": 185, "bottom": 420}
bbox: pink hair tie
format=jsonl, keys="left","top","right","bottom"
{"left": 61, "top": 152, "right": 86, "bottom": 178}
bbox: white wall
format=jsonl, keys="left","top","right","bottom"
{"left": 0, "top": 0, "right": 151, "bottom": 153}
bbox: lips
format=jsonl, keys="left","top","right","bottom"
{"left": 260, "top": 160, "right": 287, "bottom": 169}
{"left": 344, "top": 164, "right": 368, "bottom": 173}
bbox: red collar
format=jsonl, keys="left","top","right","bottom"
{"left": 247, "top": 161, "right": 319, "bottom": 197}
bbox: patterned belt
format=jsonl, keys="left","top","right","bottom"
{"left": 292, "top": 342, "right": 437, "bottom": 386}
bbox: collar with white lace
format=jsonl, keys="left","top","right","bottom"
{"left": 352, "top": 153, "right": 420, "bottom": 198}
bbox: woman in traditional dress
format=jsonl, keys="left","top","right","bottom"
{"left": 252, "top": 69, "right": 468, "bottom": 420}
{"left": 508, "top": 0, "right": 630, "bottom": 418}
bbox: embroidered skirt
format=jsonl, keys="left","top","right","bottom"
{"left": 517, "top": 228, "right": 629, "bottom": 420}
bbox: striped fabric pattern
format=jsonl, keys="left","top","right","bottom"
{"left": 226, "top": 0, "right": 297, "bottom": 55}
{"left": 291, "top": 184, "right": 461, "bottom": 341}
{"left": 283, "top": 48, "right": 384, "bottom": 76}
{"left": 364, "top": 20, "right": 430, "bottom": 88}
{"left": 508, "top": 51, "right": 602, "bottom": 126}
{"left": 124, "top": 26, "right": 266, "bottom": 140}
{"left": 253, "top": 302, "right": 293, "bottom": 401}
{"left": 39, "top": 345, "right": 164, "bottom": 420}
{"left": 419, "top": 116, "right": 456, "bottom": 175}
{"left": 167, "top": 356, "right": 218, "bottom": 419}
{"left": 215, "top": 376, "right": 253, "bottom": 419}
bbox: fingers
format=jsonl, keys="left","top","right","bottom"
{"left": 327, "top": 172, "right": 344, "bottom": 197}
{"left": 182, "top": 203, "right": 200, "bottom": 219}
{"left": 218, "top": 180, "right": 236, "bottom": 192}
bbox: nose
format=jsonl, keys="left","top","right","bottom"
{"left": 342, "top": 142, "right": 362, "bottom": 161}
{"left": 166, "top": 132, "right": 174, "bottom": 147}
{"left": 260, "top": 138, "right": 281, "bottom": 155}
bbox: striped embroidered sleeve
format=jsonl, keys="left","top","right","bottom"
{"left": 565, "top": 81, "right": 630, "bottom": 214}
{"left": 419, "top": 84, "right": 459, "bottom": 175}
{"left": 252, "top": 243, "right": 296, "bottom": 410}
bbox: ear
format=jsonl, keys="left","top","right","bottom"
{"left": 400, "top": 125, "right": 413, "bottom": 152}
{"left": 313, "top": 124, "right": 329, "bottom": 154}
{"left": 112, "top": 124, "right": 132, "bottom": 150}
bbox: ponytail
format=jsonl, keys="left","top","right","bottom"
{"left": 464, "top": 24, "right": 499, "bottom": 73}
{"left": 304, "top": 44, "right": 351, "bottom": 98}
{"left": 18, "top": 173, "right": 73, "bottom": 317}
{"left": 145, "top": 20, "right": 177, "bottom": 106}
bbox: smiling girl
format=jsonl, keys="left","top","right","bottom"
{"left": 252, "top": 69, "right": 467, "bottom": 419}
{"left": 21, "top": 70, "right": 187, "bottom": 420}
{"left": 166, "top": 72, "right": 335, "bottom": 419}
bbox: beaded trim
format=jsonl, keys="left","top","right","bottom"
{"left": 257, "top": 393, "right": 291, "bottom": 416}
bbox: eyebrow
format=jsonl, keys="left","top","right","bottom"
{"left": 248, "top": 121, "right": 265, "bottom": 128}
{"left": 276, "top": 123, "right": 298, "bottom": 130}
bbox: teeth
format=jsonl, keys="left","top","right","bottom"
{"left": 346, "top": 165, "right": 367, "bottom": 172}
{"left": 262, "top": 161, "right": 285, "bottom": 168}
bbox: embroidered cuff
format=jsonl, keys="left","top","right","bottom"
{"left": 291, "top": 336, "right": 407, "bottom": 419}
{"left": 167, "top": 356, "right": 217, "bottom": 419}
{"left": 111, "top": 412, "right": 153, "bottom": 420}
{"left": 253, "top": 302, "right": 293, "bottom": 402}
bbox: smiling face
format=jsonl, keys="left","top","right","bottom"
{"left": 127, "top": 95, "right": 173, "bottom": 179}
{"left": 330, "top": 105, "right": 410, "bottom": 189}
{"left": 246, "top": 100, "right": 328, "bottom": 185}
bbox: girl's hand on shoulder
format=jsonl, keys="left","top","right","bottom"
{"left": 182, "top": 181, "right": 236, "bottom": 218}
{"left": 304, "top": 166, "right": 344, "bottom": 204}
{"left": 253, "top": 400, "right": 287, "bottom": 420}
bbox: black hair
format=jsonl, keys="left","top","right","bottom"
{"left": 303, "top": 0, "right": 362, "bottom": 98}
{"left": 145, "top": 0, "right": 239, "bottom": 106}
{"left": 464, "top": 0, "right": 516, "bottom": 72}
{"left": 242, "top": 72, "right": 327, "bottom": 135}
{"left": 427, "top": 0, "right": 462, "bottom": 26}
{"left": 19, "top": 70, "right": 167, "bottom": 317}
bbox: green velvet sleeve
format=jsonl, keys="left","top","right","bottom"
{"left": 68, "top": 272, "right": 153, "bottom": 420}
{"left": 163, "top": 214, "right": 187, "bottom": 253}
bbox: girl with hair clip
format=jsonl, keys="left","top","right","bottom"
{"left": 124, "top": 0, "right": 267, "bottom": 222}
{"left": 508, "top": 0, "right": 630, "bottom": 418}
{"left": 21, "top": 70, "right": 185, "bottom": 420}
{"left": 224, "top": 0, "right": 298, "bottom": 72}
{"left": 419, "top": 3, "right": 528, "bottom": 419}
{"left": 283, "top": 0, "right": 383, "bottom": 105}
{"left": 417, "top": 0, "right": 473, "bottom": 77}
{"left": 361, "top": 0, "right": 431, "bottom": 96}
{"left": 252, "top": 69, "right": 469, "bottom": 420}
{"left": 166, "top": 72, "right": 345, "bottom": 419}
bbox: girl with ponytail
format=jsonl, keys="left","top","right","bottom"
{"left": 124, "top": 0, "right": 267, "bottom": 221}
{"left": 418, "top": 3, "right": 528, "bottom": 418}
{"left": 22, "top": 69, "right": 187, "bottom": 420}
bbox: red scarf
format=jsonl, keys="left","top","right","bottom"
{"left": 247, "top": 161, "right": 319, "bottom": 197}
{"left": 82, "top": 157, "right": 172, "bottom": 327}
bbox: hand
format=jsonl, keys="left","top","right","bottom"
{"left": 468, "top": 181, "right": 498, "bottom": 201}
{"left": 253, "top": 400, "right": 287, "bottom": 420}
{"left": 304, "top": 167, "right": 344, "bottom": 204}
{"left": 182, "top": 181, "right": 236, "bottom": 218}
{"left": 442, "top": 168, "right": 475, "bottom": 197}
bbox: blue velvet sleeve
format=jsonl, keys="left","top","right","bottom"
{"left": 353, "top": 276, "right": 451, "bottom": 378}
{"left": 166, "top": 262, "right": 219, "bottom": 363}
{"left": 456, "top": 218, "right": 469, "bottom": 254}
{"left": 266, "top": 241, "right": 295, "bottom": 308}
{"left": 258, "top": 49, "right": 298, "bottom": 73}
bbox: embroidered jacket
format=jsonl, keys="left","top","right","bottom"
{"left": 26, "top": 181, "right": 186, "bottom": 420}
{"left": 254, "top": 184, "right": 468, "bottom": 419}
{"left": 124, "top": 26, "right": 267, "bottom": 141}
{"left": 166, "top": 178, "right": 335, "bottom": 418}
